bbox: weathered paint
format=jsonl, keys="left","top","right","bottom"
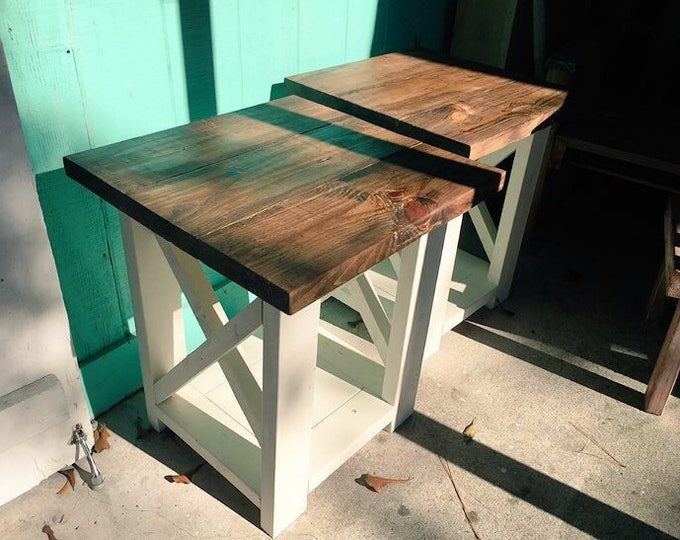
{"left": 0, "top": 0, "right": 454, "bottom": 414}
{"left": 0, "top": 37, "right": 91, "bottom": 504}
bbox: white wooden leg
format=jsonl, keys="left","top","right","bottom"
{"left": 153, "top": 298, "right": 263, "bottom": 403}
{"left": 157, "top": 237, "right": 265, "bottom": 443}
{"left": 477, "top": 142, "right": 516, "bottom": 168}
{"left": 260, "top": 301, "right": 320, "bottom": 537}
{"left": 346, "top": 273, "right": 391, "bottom": 361}
{"left": 388, "top": 253, "right": 401, "bottom": 275}
{"left": 469, "top": 202, "right": 497, "bottom": 260}
{"left": 382, "top": 226, "right": 450, "bottom": 430}
{"left": 120, "top": 214, "right": 186, "bottom": 431}
{"left": 423, "top": 216, "right": 462, "bottom": 358}
{"left": 488, "top": 127, "right": 550, "bottom": 304}
{"left": 156, "top": 237, "right": 228, "bottom": 333}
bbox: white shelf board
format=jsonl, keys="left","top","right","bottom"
{"left": 309, "top": 389, "right": 392, "bottom": 490}
{"left": 443, "top": 250, "right": 496, "bottom": 329}
{"left": 339, "top": 250, "right": 497, "bottom": 334}
{"left": 156, "top": 388, "right": 262, "bottom": 506}
{"left": 155, "top": 332, "right": 392, "bottom": 507}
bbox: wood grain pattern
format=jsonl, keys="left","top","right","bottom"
{"left": 285, "top": 51, "right": 568, "bottom": 160}
{"left": 64, "top": 96, "right": 504, "bottom": 314}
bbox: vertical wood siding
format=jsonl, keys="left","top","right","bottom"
{"left": 0, "top": 0, "right": 452, "bottom": 401}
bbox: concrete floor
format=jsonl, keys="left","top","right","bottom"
{"left": 2, "top": 166, "right": 680, "bottom": 539}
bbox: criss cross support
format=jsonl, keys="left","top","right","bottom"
{"left": 156, "top": 237, "right": 264, "bottom": 443}
{"left": 121, "top": 213, "right": 457, "bottom": 536}
{"left": 483, "top": 127, "right": 551, "bottom": 305}
{"left": 121, "top": 216, "right": 265, "bottom": 445}
{"left": 331, "top": 127, "right": 553, "bottom": 360}
{"left": 120, "top": 214, "right": 187, "bottom": 432}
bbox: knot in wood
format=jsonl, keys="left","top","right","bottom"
{"left": 404, "top": 198, "right": 429, "bottom": 222}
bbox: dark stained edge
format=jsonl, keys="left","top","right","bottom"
{"left": 64, "top": 150, "right": 504, "bottom": 315}
{"left": 285, "top": 50, "right": 569, "bottom": 159}
{"left": 63, "top": 94, "right": 507, "bottom": 315}
{"left": 284, "top": 78, "right": 473, "bottom": 158}
{"left": 63, "top": 156, "right": 294, "bottom": 314}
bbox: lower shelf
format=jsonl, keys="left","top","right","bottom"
{"left": 153, "top": 334, "right": 393, "bottom": 508}
{"left": 336, "top": 249, "right": 497, "bottom": 333}
{"left": 443, "top": 249, "right": 496, "bottom": 329}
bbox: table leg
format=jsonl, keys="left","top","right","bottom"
{"left": 423, "top": 215, "right": 463, "bottom": 358}
{"left": 487, "top": 126, "right": 550, "bottom": 304}
{"left": 383, "top": 227, "right": 451, "bottom": 431}
{"left": 260, "top": 301, "right": 320, "bottom": 537}
{"left": 645, "top": 300, "right": 680, "bottom": 415}
{"left": 120, "top": 214, "right": 186, "bottom": 431}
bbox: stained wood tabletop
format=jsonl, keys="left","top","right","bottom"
{"left": 285, "top": 51, "right": 568, "bottom": 160}
{"left": 64, "top": 96, "right": 504, "bottom": 314}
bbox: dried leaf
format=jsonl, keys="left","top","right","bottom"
{"left": 92, "top": 422, "right": 111, "bottom": 453}
{"left": 166, "top": 474, "right": 191, "bottom": 484}
{"left": 357, "top": 473, "right": 411, "bottom": 493}
{"left": 462, "top": 418, "right": 477, "bottom": 443}
{"left": 165, "top": 462, "right": 204, "bottom": 485}
{"left": 56, "top": 469, "right": 75, "bottom": 495}
{"left": 42, "top": 524, "right": 58, "bottom": 540}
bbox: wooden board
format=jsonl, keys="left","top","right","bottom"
{"left": 667, "top": 196, "right": 680, "bottom": 299}
{"left": 285, "top": 51, "right": 567, "bottom": 159}
{"left": 64, "top": 96, "right": 504, "bottom": 314}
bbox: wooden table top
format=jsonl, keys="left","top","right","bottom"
{"left": 285, "top": 51, "right": 568, "bottom": 160}
{"left": 64, "top": 96, "right": 504, "bottom": 314}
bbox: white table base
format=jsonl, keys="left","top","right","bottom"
{"left": 119, "top": 214, "right": 451, "bottom": 537}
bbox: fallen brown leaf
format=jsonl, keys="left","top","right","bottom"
{"left": 167, "top": 474, "right": 191, "bottom": 484}
{"left": 56, "top": 469, "right": 75, "bottom": 495}
{"left": 357, "top": 473, "right": 411, "bottom": 493}
{"left": 92, "top": 422, "right": 111, "bottom": 453}
{"left": 165, "top": 462, "right": 204, "bottom": 485}
{"left": 462, "top": 418, "right": 477, "bottom": 443}
{"left": 42, "top": 524, "right": 58, "bottom": 540}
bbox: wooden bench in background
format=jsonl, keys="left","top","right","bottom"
{"left": 645, "top": 196, "right": 680, "bottom": 415}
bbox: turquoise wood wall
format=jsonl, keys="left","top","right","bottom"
{"left": 0, "top": 0, "right": 453, "bottom": 414}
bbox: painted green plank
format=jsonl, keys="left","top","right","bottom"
{"left": 79, "top": 337, "right": 141, "bottom": 418}
{"left": 371, "top": 0, "right": 421, "bottom": 55}
{"left": 67, "top": 0, "right": 186, "bottom": 147}
{"left": 413, "top": 0, "right": 454, "bottom": 52}
{"left": 0, "top": 1, "right": 89, "bottom": 173}
{"left": 160, "top": 0, "right": 190, "bottom": 125}
{"left": 346, "top": 0, "right": 380, "bottom": 62}
{"left": 348, "top": 0, "right": 453, "bottom": 60}
{"left": 36, "top": 169, "right": 128, "bottom": 360}
{"left": 100, "top": 203, "right": 134, "bottom": 327}
{"left": 178, "top": 0, "right": 217, "bottom": 121}
{"left": 238, "top": 0, "right": 299, "bottom": 106}
{"left": 298, "top": 0, "right": 348, "bottom": 72}
{"left": 210, "top": 0, "right": 244, "bottom": 114}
